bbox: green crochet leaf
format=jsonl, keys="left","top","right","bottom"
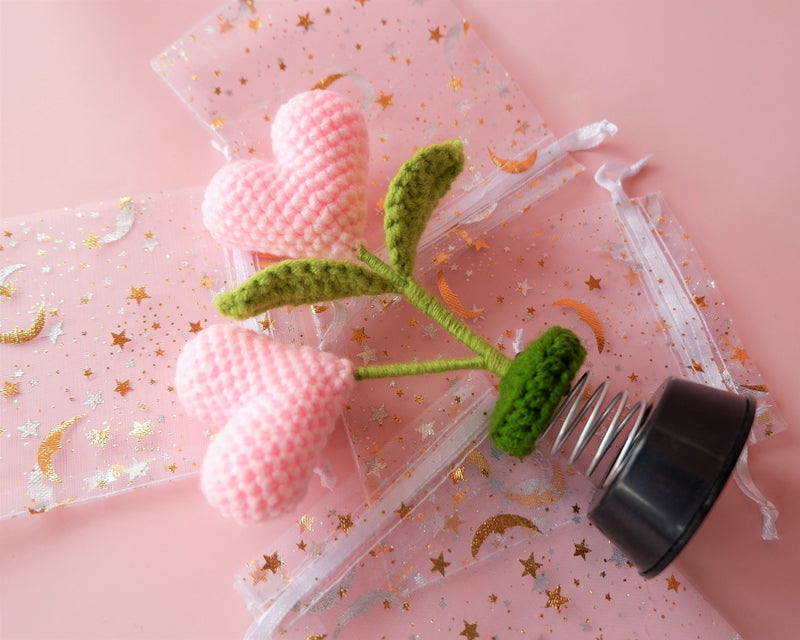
{"left": 215, "top": 259, "right": 396, "bottom": 320}
{"left": 384, "top": 140, "right": 465, "bottom": 276}
{"left": 490, "top": 326, "right": 586, "bottom": 458}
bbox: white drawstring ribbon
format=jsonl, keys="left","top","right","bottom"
{"left": 595, "top": 159, "right": 778, "bottom": 541}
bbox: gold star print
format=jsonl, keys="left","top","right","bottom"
{"left": 114, "top": 379, "right": 133, "bottom": 397}
{"left": 442, "top": 512, "right": 463, "bottom": 533}
{"left": 691, "top": 360, "right": 704, "bottom": 373}
{"left": 448, "top": 467, "right": 465, "bottom": 483}
{"left": 127, "top": 285, "right": 151, "bottom": 305}
{"left": 459, "top": 620, "right": 479, "bottom": 640}
{"left": 519, "top": 552, "right": 543, "bottom": 579}
{"left": 2, "top": 380, "right": 20, "bottom": 399}
{"left": 297, "top": 514, "right": 315, "bottom": 532}
{"left": 165, "top": 463, "right": 178, "bottom": 473}
{"left": 199, "top": 276, "right": 215, "bottom": 289}
{"left": 297, "top": 13, "right": 313, "bottom": 30}
{"left": 544, "top": 585, "right": 569, "bottom": 612}
{"left": 693, "top": 295, "right": 707, "bottom": 308}
{"left": 429, "top": 27, "right": 444, "bottom": 43}
{"left": 623, "top": 266, "right": 641, "bottom": 286}
{"left": 448, "top": 76, "right": 463, "bottom": 91}
{"left": 84, "top": 368, "right": 93, "bottom": 378}
{"left": 395, "top": 502, "right": 412, "bottom": 519}
{"left": 90, "top": 427, "right": 114, "bottom": 448}
{"left": 248, "top": 17, "right": 262, "bottom": 31}
{"left": 350, "top": 327, "right": 369, "bottom": 346}
{"left": 110, "top": 329, "right": 132, "bottom": 349}
{"left": 189, "top": 321, "right": 203, "bottom": 333}
{"left": 585, "top": 275, "right": 602, "bottom": 291}
{"left": 337, "top": 513, "right": 354, "bottom": 534}
{"left": 129, "top": 420, "right": 153, "bottom": 441}
{"left": 261, "top": 551, "right": 283, "bottom": 573}
{"left": 355, "top": 0, "right": 368, "bottom": 5}
{"left": 0, "top": 282, "right": 16, "bottom": 298}
{"left": 258, "top": 316, "right": 274, "bottom": 331}
{"left": 573, "top": 539, "right": 591, "bottom": 560}
{"left": 375, "top": 91, "right": 393, "bottom": 110}
{"left": 83, "top": 233, "right": 101, "bottom": 249}
{"left": 249, "top": 567, "right": 270, "bottom": 585}
{"left": 429, "top": 552, "right": 451, "bottom": 576}
{"left": 731, "top": 346, "right": 751, "bottom": 365}
{"left": 666, "top": 574, "right": 681, "bottom": 592}
{"left": 211, "top": 117, "right": 226, "bottom": 129}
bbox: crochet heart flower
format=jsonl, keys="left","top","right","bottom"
{"left": 175, "top": 324, "right": 355, "bottom": 523}
{"left": 202, "top": 90, "right": 369, "bottom": 260}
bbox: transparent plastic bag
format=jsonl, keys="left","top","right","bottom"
{"left": 0, "top": 188, "right": 320, "bottom": 518}
{"left": 233, "top": 181, "right": 783, "bottom": 638}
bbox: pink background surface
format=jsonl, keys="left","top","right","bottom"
{"left": 2, "top": 1, "right": 799, "bottom": 639}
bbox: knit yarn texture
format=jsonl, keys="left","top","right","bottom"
{"left": 201, "top": 90, "right": 369, "bottom": 260}
{"left": 175, "top": 324, "right": 355, "bottom": 523}
{"left": 490, "top": 326, "right": 586, "bottom": 457}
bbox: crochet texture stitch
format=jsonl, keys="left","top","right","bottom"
{"left": 201, "top": 90, "right": 369, "bottom": 260}
{"left": 175, "top": 324, "right": 356, "bottom": 523}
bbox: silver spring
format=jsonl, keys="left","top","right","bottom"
{"left": 547, "top": 371, "right": 648, "bottom": 488}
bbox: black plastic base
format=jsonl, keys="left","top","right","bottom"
{"left": 587, "top": 377, "right": 755, "bottom": 577}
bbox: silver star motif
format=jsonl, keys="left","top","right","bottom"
{"left": 17, "top": 420, "right": 40, "bottom": 438}
{"left": 46, "top": 321, "right": 64, "bottom": 344}
{"left": 126, "top": 458, "right": 149, "bottom": 481}
{"left": 357, "top": 345, "right": 378, "bottom": 365}
{"left": 423, "top": 323, "right": 438, "bottom": 338}
{"left": 369, "top": 404, "right": 389, "bottom": 425}
{"left": 416, "top": 421, "right": 435, "bottom": 439}
{"left": 516, "top": 279, "right": 532, "bottom": 296}
{"left": 83, "top": 391, "right": 104, "bottom": 410}
{"left": 365, "top": 455, "right": 387, "bottom": 478}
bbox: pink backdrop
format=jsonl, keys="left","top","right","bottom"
{"left": 2, "top": 1, "right": 799, "bottom": 638}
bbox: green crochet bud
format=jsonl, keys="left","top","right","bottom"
{"left": 490, "top": 326, "right": 586, "bottom": 457}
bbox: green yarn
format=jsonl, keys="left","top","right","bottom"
{"left": 357, "top": 246, "right": 512, "bottom": 377}
{"left": 489, "top": 326, "right": 586, "bottom": 457}
{"left": 210, "top": 139, "right": 586, "bottom": 460}
{"left": 384, "top": 140, "right": 465, "bottom": 276}
{"left": 215, "top": 258, "right": 395, "bottom": 321}
{"left": 354, "top": 356, "right": 487, "bottom": 380}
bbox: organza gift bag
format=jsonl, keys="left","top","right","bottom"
{"left": 150, "top": 1, "right": 782, "bottom": 638}
{"left": 0, "top": 189, "right": 309, "bottom": 517}
{"left": 227, "top": 167, "right": 782, "bottom": 638}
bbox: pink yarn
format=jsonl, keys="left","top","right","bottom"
{"left": 202, "top": 90, "right": 369, "bottom": 260}
{"left": 175, "top": 324, "right": 355, "bottom": 523}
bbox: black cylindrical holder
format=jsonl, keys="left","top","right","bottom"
{"left": 587, "top": 377, "right": 755, "bottom": 577}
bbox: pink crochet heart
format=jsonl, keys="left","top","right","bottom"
{"left": 202, "top": 90, "right": 369, "bottom": 260}
{"left": 175, "top": 324, "right": 355, "bottom": 522}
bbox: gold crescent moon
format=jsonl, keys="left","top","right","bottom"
{"left": 552, "top": 298, "right": 605, "bottom": 354}
{"left": 0, "top": 302, "right": 46, "bottom": 345}
{"left": 506, "top": 462, "right": 566, "bottom": 508}
{"left": 471, "top": 513, "right": 541, "bottom": 558}
{"left": 436, "top": 271, "right": 484, "bottom": 319}
{"left": 37, "top": 414, "right": 84, "bottom": 483}
{"left": 487, "top": 148, "right": 538, "bottom": 173}
{"left": 312, "top": 72, "right": 347, "bottom": 90}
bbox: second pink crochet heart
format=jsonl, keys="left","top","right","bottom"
{"left": 202, "top": 90, "right": 369, "bottom": 260}
{"left": 175, "top": 323, "right": 355, "bottom": 523}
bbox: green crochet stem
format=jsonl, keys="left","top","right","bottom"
{"left": 354, "top": 356, "right": 486, "bottom": 381}
{"left": 357, "top": 246, "right": 512, "bottom": 379}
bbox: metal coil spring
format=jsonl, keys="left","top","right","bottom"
{"left": 547, "top": 372, "right": 649, "bottom": 488}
